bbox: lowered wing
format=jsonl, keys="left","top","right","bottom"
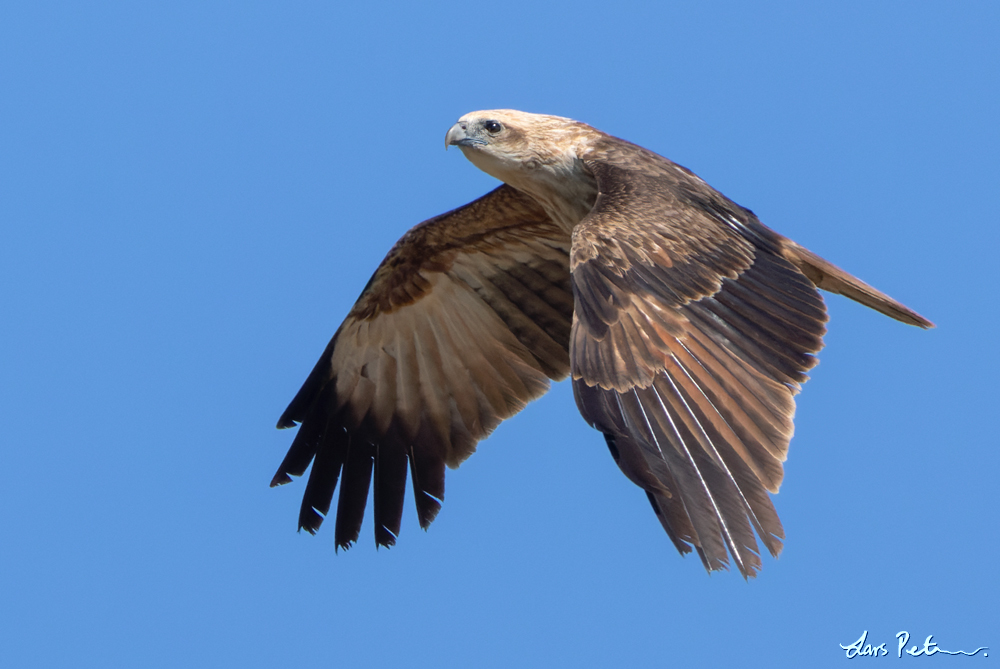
{"left": 570, "top": 148, "right": 930, "bottom": 577}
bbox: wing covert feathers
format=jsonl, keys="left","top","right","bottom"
{"left": 273, "top": 185, "right": 574, "bottom": 549}
{"left": 571, "top": 153, "right": 829, "bottom": 578}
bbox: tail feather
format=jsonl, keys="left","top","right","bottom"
{"left": 780, "top": 241, "right": 934, "bottom": 329}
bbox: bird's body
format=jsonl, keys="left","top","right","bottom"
{"left": 273, "top": 110, "right": 931, "bottom": 577}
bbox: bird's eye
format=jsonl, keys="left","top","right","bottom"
{"left": 484, "top": 120, "right": 503, "bottom": 134}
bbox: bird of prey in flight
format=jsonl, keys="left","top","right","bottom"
{"left": 272, "top": 110, "right": 931, "bottom": 577}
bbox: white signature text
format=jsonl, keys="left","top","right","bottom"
{"left": 840, "top": 630, "right": 988, "bottom": 659}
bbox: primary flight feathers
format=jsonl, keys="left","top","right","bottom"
{"left": 273, "top": 110, "right": 931, "bottom": 577}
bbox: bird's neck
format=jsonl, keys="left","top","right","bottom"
{"left": 504, "top": 153, "right": 598, "bottom": 235}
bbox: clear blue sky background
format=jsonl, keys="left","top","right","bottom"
{"left": 2, "top": 2, "right": 997, "bottom": 666}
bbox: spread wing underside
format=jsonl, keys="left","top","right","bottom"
{"left": 273, "top": 185, "right": 574, "bottom": 548}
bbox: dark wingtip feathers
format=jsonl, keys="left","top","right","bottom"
{"left": 270, "top": 471, "right": 293, "bottom": 487}
{"left": 415, "top": 492, "right": 443, "bottom": 530}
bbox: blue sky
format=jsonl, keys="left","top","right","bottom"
{"left": 2, "top": 2, "right": 997, "bottom": 666}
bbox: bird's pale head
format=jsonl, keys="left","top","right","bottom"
{"left": 445, "top": 110, "right": 595, "bottom": 186}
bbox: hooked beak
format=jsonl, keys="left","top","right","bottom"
{"left": 445, "top": 122, "right": 487, "bottom": 150}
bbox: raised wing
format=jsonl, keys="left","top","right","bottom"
{"left": 570, "top": 150, "right": 920, "bottom": 577}
{"left": 274, "top": 185, "right": 574, "bottom": 548}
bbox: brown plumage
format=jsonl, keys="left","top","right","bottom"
{"left": 273, "top": 110, "right": 932, "bottom": 576}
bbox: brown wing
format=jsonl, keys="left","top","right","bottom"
{"left": 274, "top": 185, "right": 574, "bottom": 549}
{"left": 569, "top": 144, "right": 929, "bottom": 577}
